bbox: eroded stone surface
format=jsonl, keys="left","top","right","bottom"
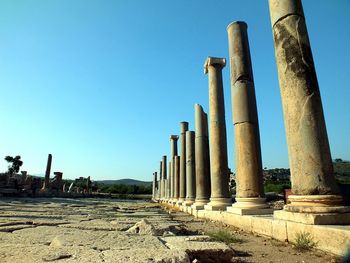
{"left": 0, "top": 198, "right": 235, "bottom": 262}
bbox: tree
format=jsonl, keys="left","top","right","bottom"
{"left": 4, "top": 155, "right": 23, "bottom": 175}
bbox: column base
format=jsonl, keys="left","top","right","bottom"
{"left": 191, "top": 200, "right": 209, "bottom": 210}
{"left": 274, "top": 195, "right": 350, "bottom": 225}
{"left": 204, "top": 197, "right": 232, "bottom": 211}
{"left": 227, "top": 197, "right": 273, "bottom": 215}
{"left": 183, "top": 199, "right": 195, "bottom": 206}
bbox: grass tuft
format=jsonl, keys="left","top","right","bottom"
{"left": 292, "top": 231, "right": 317, "bottom": 251}
{"left": 208, "top": 230, "right": 244, "bottom": 244}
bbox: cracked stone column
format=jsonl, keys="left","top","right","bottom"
{"left": 161, "top": 155, "right": 167, "bottom": 201}
{"left": 226, "top": 21, "right": 272, "bottom": 215}
{"left": 152, "top": 172, "right": 158, "bottom": 200}
{"left": 269, "top": 0, "right": 349, "bottom": 224}
{"left": 192, "top": 104, "right": 211, "bottom": 210}
{"left": 184, "top": 131, "right": 196, "bottom": 206}
{"left": 170, "top": 135, "right": 179, "bottom": 203}
{"left": 41, "top": 154, "right": 52, "bottom": 191}
{"left": 204, "top": 57, "right": 232, "bottom": 211}
{"left": 167, "top": 161, "right": 171, "bottom": 201}
{"left": 178, "top": 122, "right": 189, "bottom": 205}
{"left": 174, "top": 156, "right": 180, "bottom": 201}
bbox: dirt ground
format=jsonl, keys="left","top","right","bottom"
{"left": 167, "top": 209, "right": 342, "bottom": 263}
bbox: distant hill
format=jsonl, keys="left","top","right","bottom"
{"left": 96, "top": 179, "right": 152, "bottom": 186}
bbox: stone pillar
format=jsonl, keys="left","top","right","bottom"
{"left": 167, "top": 161, "right": 172, "bottom": 201}
{"left": 204, "top": 57, "right": 232, "bottom": 210}
{"left": 159, "top": 160, "right": 163, "bottom": 200}
{"left": 152, "top": 172, "right": 157, "bottom": 200}
{"left": 42, "top": 154, "right": 52, "bottom": 191}
{"left": 269, "top": 0, "right": 349, "bottom": 224}
{"left": 226, "top": 21, "right": 271, "bottom": 215}
{"left": 161, "top": 156, "right": 167, "bottom": 200}
{"left": 174, "top": 156, "right": 180, "bottom": 201}
{"left": 192, "top": 104, "right": 211, "bottom": 210}
{"left": 170, "top": 135, "right": 179, "bottom": 203}
{"left": 184, "top": 131, "right": 196, "bottom": 206}
{"left": 178, "top": 122, "right": 189, "bottom": 204}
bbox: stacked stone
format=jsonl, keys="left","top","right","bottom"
{"left": 226, "top": 21, "right": 271, "bottom": 215}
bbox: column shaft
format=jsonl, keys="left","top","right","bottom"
{"left": 179, "top": 122, "right": 189, "bottom": 203}
{"left": 193, "top": 104, "right": 211, "bottom": 208}
{"left": 174, "top": 156, "right": 180, "bottom": 199}
{"left": 226, "top": 22, "right": 270, "bottom": 214}
{"left": 268, "top": 0, "right": 339, "bottom": 196}
{"left": 204, "top": 57, "right": 232, "bottom": 210}
{"left": 185, "top": 131, "right": 196, "bottom": 205}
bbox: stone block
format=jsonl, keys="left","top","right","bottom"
{"left": 226, "top": 206, "right": 273, "bottom": 215}
{"left": 274, "top": 210, "right": 350, "bottom": 225}
{"left": 271, "top": 219, "right": 287, "bottom": 242}
{"left": 251, "top": 216, "right": 273, "bottom": 237}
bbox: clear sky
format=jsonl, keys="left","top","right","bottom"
{"left": 0, "top": 1, "right": 349, "bottom": 181}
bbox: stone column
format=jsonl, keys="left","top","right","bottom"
{"left": 159, "top": 160, "right": 163, "bottom": 200}
{"left": 226, "top": 21, "right": 271, "bottom": 215}
{"left": 184, "top": 131, "right": 196, "bottom": 206}
{"left": 152, "top": 172, "right": 157, "bottom": 200}
{"left": 174, "top": 156, "right": 180, "bottom": 201}
{"left": 42, "top": 154, "right": 52, "bottom": 191}
{"left": 192, "top": 104, "right": 211, "bottom": 210}
{"left": 161, "top": 155, "right": 167, "bottom": 200}
{"left": 178, "top": 122, "right": 189, "bottom": 204}
{"left": 170, "top": 135, "right": 179, "bottom": 203}
{"left": 204, "top": 57, "right": 232, "bottom": 210}
{"left": 269, "top": 0, "right": 349, "bottom": 224}
{"left": 167, "top": 161, "right": 172, "bottom": 201}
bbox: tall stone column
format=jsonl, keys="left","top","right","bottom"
{"left": 159, "top": 160, "right": 163, "bottom": 201}
{"left": 174, "top": 156, "right": 180, "bottom": 201}
{"left": 170, "top": 135, "right": 179, "bottom": 203}
{"left": 226, "top": 21, "right": 271, "bottom": 215}
{"left": 192, "top": 104, "right": 211, "bottom": 210}
{"left": 269, "top": 0, "right": 349, "bottom": 224}
{"left": 204, "top": 57, "right": 232, "bottom": 210}
{"left": 178, "top": 122, "right": 189, "bottom": 204}
{"left": 184, "top": 131, "right": 196, "bottom": 206}
{"left": 152, "top": 172, "right": 158, "bottom": 200}
{"left": 161, "top": 155, "right": 167, "bottom": 200}
{"left": 168, "top": 161, "right": 172, "bottom": 201}
{"left": 42, "top": 154, "right": 52, "bottom": 191}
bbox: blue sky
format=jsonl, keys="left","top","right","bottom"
{"left": 0, "top": 1, "right": 349, "bottom": 181}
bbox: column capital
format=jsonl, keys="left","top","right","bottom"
{"left": 170, "top": 135, "right": 179, "bottom": 141}
{"left": 204, "top": 57, "right": 226, "bottom": 74}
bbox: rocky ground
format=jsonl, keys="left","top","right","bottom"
{"left": 0, "top": 198, "right": 343, "bottom": 263}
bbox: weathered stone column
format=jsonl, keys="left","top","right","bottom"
{"left": 226, "top": 21, "right": 271, "bottom": 215}
{"left": 167, "top": 161, "right": 172, "bottom": 201}
{"left": 41, "top": 154, "right": 52, "bottom": 191}
{"left": 173, "top": 156, "right": 180, "bottom": 201}
{"left": 269, "top": 0, "right": 349, "bottom": 224}
{"left": 159, "top": 160, "right": 163, "bottom": 200}
{"left": 152, "top": 172, "right": 158, "bottom": 200}
{"left": 204, "top": 57, "right": 232, "bottom": 210}
{"left": 178, "top": 122, "right": 189, "bottom": 204}
{"left": 184, "top": 131, "right": 196, "bottom": 206}
{"left": 161, "top": 155, "right": 167, "bottom": 200}
{"left": 170, "top": 135, "right": 179, "bottom": 203}
{"left": 192, "top": 104, "right": 211, "bottom": 210}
